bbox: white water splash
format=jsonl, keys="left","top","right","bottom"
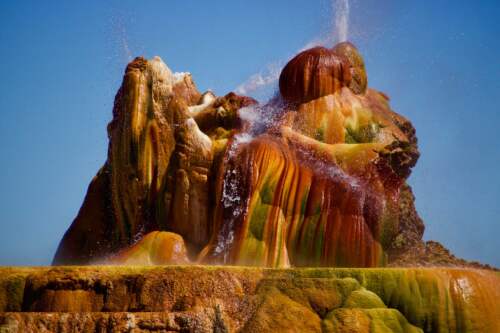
{"left": 238, "top": 106, "right": 261, "bottom": 125}
{"left": 334, "top": 0, "right": 350, "bottom": 43}
{"left": 216, "top": 135, "right": 250, "bottom": 259}
{"left": 233, "top": 132, "right": 254, "bottom": 145}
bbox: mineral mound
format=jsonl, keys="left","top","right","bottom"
{"left": 53, "top": 42, "right": 483, "bottom": 270}
{"left": 13, "top": 42, "right": 494, "bottom": 332}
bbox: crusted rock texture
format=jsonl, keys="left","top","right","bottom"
{"left": 0, "top": 266, "right": 499, "bottom": 333}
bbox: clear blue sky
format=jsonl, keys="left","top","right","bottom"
{"left": 0, "top": 1, "right": 499, "bottom": 266}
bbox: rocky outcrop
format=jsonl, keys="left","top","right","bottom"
{"left": 53, "top": 57, "right": 255, "bottom": 265}
{"left": 0, "top": 266, "right": 498, "bottom": 332}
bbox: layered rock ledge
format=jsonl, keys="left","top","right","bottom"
{"left": 0, "top": 266, "right": 498, "bottom": 332}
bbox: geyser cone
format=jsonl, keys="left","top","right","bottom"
{"left": 279, "top": 42, "right": 367, "bottom": 105}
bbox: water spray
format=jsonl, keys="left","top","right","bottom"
{"left": 334, "top": 0, "right": 350, "bottom": 43}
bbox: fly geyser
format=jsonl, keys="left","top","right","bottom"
{"left": 54, "top": 43, "right": 422, "bottom": 268}
{"left": 53, "top": 42, "right": 494, "bottom": 269}
{"left": 7, "top": 42, "right": 492, "bottom": 332}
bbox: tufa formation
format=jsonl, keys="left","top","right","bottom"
{"left": 53, "top": 43, "right": 490, "bottom": 270}
{"left": 1, "top": 41, "right": 495, "bottom": 333}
